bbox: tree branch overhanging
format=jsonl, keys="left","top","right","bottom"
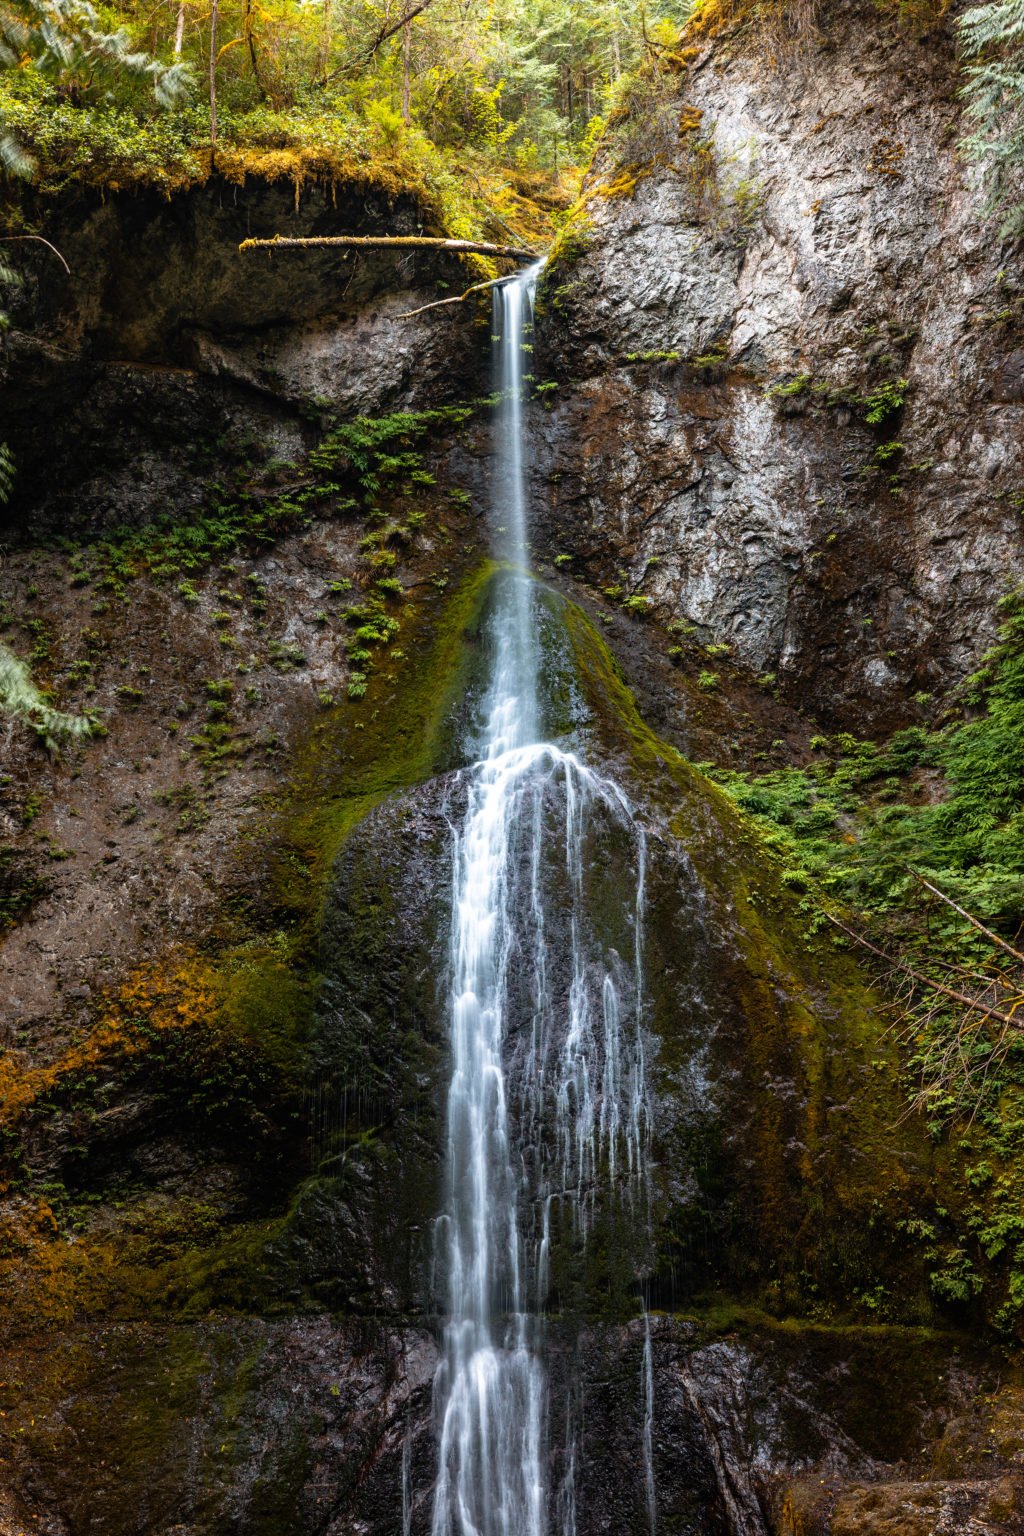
{"left": 0, "top": 235, "right": 71, "bottom": 274}
{"left": 395, "top": 273, "right": 517, "bottom": 318}
{"left": 238, "top": 234, "right": 541, "bottom": 262}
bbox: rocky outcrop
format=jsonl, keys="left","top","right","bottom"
{"left": 2, "top": 1311, "right": 1019, "bottom": 1536}
{"left": 536, "top": 0, "right": 1024, "bottom": 730}
{"left": 1, "top": 176, "right": 485, "bottom": 534}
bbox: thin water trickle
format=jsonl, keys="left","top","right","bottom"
{"left": 429, "top": 263, "right": 652, "bottom": 1536}
{"left": 642, "top": 1305, "right": 657, "bottom": 1536}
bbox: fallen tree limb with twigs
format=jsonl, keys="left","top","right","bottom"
{"left": 238, "top": 234, "right": 540, "bottom": 261}
{"left": 827, "top": 904, "right": 1024, "bottom": 1121}
{"left": 909, "top": 868, "right": 1024, "bottom": 967}
{"left": 826, "top": 912, "right": 1024, "bottom": 1034}
{"left": 395, "top": 273, "right": 518, "bottom": 318}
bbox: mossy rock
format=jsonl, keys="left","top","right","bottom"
{"left": 558, "top": 595, "right": 952, "bottom": 1321}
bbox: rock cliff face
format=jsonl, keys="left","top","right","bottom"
{"left": 536, "top": 0, "right": 1024, "bottom": 731}
{"left": 2, "top": 176, "right": 483, "bottom": 534}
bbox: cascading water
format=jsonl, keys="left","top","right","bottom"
{"left": 642, "top": 1305, "right": 657, "bottom": 1536}
{"left": 430, "top": 263, "right": 652, "bottom": 1536}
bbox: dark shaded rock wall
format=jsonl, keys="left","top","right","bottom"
{"left": 1, "top": 176, "right": 484, "bottom": 535}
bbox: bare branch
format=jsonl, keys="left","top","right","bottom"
{"left": 363, "top": 0, "right": 433, "bottom": 60}
{"left": 0, "top": 235, "right": 71, "bottom": 275}
{"left": 395, "top": 273, "right": 516, "bottom": 318}
{"left": 910, "top": 869, "right": 1024, "bottom": 967}
{"left": 238, "top": 234, "right": 540, "bottom": 261}
{"left": 318, "top": 0, "right": 436, "bottom": 81}
{"left": 826, "top": 912, "right": 1024, "bottom": 1033}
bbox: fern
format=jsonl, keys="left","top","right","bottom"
{"left": 0, "top": 643, "right": 97, "bottom": 748}
{"left": 959, "top": 0, "right": 1024, "bottom": 231}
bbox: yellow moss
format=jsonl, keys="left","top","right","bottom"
{"left": 686, "top": 0, "right": 754, "bottom": 41}
{"left": 0, "top": 956, "right": 219, "bottom": 1127}
{"left": 593, "top": 167, "right": 649, "bottom": 199}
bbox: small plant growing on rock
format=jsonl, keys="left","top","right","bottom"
{"left": 862, "top": 378, "right": 909, "bottom": 426}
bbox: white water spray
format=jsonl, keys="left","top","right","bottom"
{"left": 430, "top": 263, "right": 652, "bottom": 1536}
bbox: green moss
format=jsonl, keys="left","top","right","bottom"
{"left": 0, "top": 847, "right": 49, "bottom": 930}
{"left": 261, "top": 558, "right": 494, "bottom": 915}
{"left": 561, "top": 597, "right": 950, "bottom": 1324}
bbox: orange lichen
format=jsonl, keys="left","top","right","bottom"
{"left": 0, "top": 956, "right": 220, "bottom": 1128}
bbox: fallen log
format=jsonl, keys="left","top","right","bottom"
{"left": 238, "top": 234, "right": 540, "bottom": 262}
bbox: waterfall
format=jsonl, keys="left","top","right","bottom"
{"left": 429, "top": 263, "right": 651, "bottom": 1536}
{"left": 642, "top": 1305, "right": 657, "bottom": 1536}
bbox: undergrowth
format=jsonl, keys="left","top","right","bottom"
{"left": 702, "top": 589, "right": 1024, "bottom": 1332}
{"left": 702, "top": 589, "right": 1024, "bottom": 936}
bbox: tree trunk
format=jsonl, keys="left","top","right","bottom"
{"left": 238, "top": 234, "right": 540, "bottom": 261}
{"left": 401, "top": 17, "right": 411, "bottom": 123}
{"left": 209, "top": 0, "right": 219, "bottom": 148}
{"left": 316, "top": 0, "right": 331, "bottom": 84}
{"left": 243, "top": 0, "right": 266, "bottom": 98}
{"left": 174, "top": 0, "right": 185, "bottom": 54}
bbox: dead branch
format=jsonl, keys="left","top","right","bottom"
{"left": 395, "top": 273, "right": 516, "bottom": 318}
{"left": 363, "top": 0, "right": 434, "bottom": 60}
{"left": 826, "top": 912, "right": 1024, "bottom": 1033}
{"left": 317, "top": 0, "right": 436, "bottom": 82}
{"left": 238, "top": 234, "right": 540, "bottom": 261}
{"left": 0, "top": 235, "right": 71, "bottom": 275}
{"left": 910, "top": 869, "right": 1024, "bottom": 968}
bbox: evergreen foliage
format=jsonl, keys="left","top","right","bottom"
{"left": 0, "top": 0, "right": 693, "bottom": 206}
{"left": 0, "top": 640, "right": 97, "bottom": 746}
{"left": 0, "top": 0, "right": 187, "bottom": 173}
{"left": 959, "top": 0, "right": 1024, "bottom": 231}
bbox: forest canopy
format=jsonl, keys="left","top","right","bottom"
{"left": 0, "top": 0, "right": 1022, "bottom": 236}
{"left": 0, "top": 0, "right": 692, "bottom": 215}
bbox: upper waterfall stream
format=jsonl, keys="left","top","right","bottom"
{"left": 429, "top": 265, "right": 654, "bottom": 1536}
